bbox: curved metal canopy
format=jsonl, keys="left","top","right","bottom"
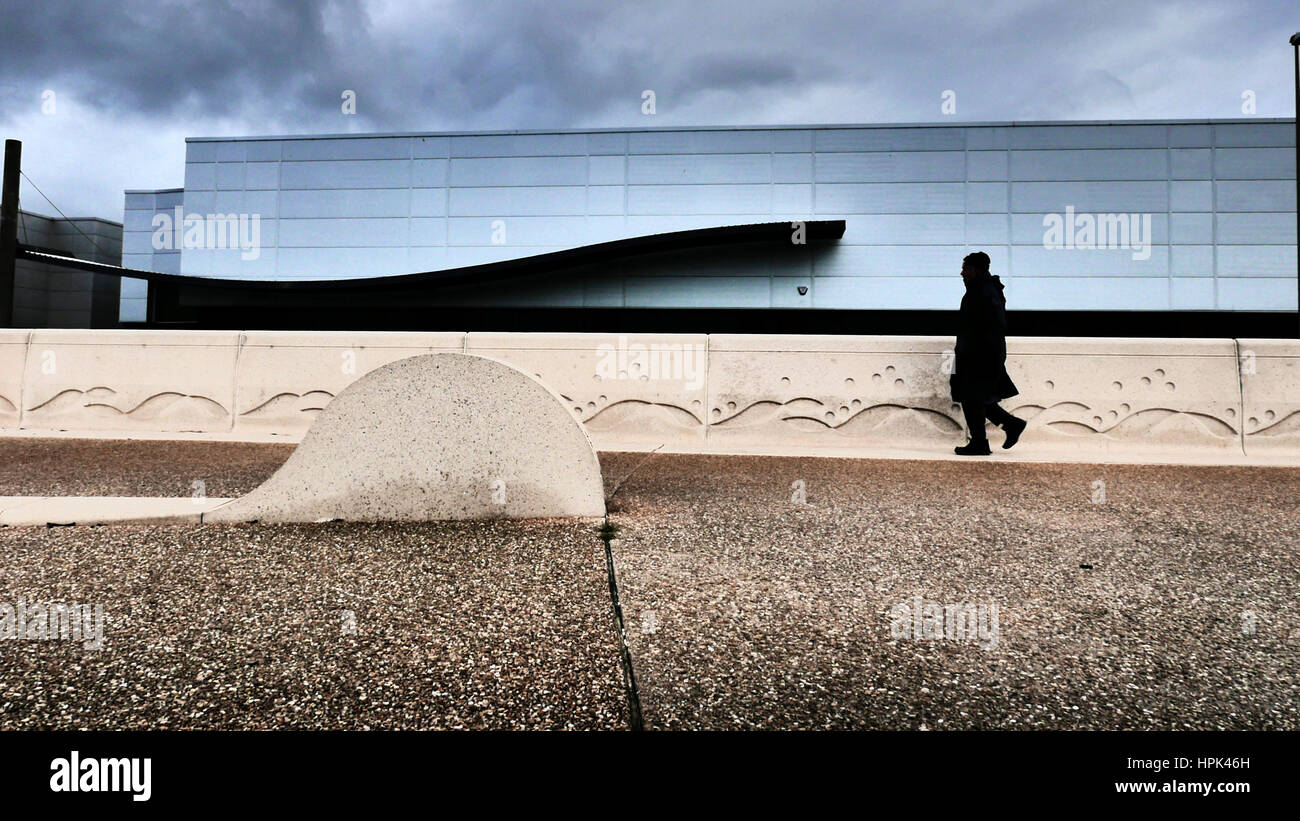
{"left": 18, "top": 219, "right": 845, "bottom": 293}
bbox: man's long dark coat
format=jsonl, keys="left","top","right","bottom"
{"left": 951, "top": 273, "right": 1019, "bottom": 405}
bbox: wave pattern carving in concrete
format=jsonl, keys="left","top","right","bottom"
{"left": 1238, "top": 339, "right": 1300, "bottom": 455}
{"left": 239, "top": 391, "right": 336, "bottom": 418}
{"left": 1, "top": 330, "right": 1296, "bottom": 460}
{"left": 29, "top": 388, "right": 229, "bottom": 422}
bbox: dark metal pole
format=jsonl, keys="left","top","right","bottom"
{"left": 0, "top": 139, "right": 20, "bottom": 328}
{"left": 1292, "top": 34, "right": 1300, "bottom": 339}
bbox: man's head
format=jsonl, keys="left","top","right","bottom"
{"left": 961, "top": 251, "right": 991, "bottom": 282}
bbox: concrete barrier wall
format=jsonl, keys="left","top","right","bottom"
{"left": 465, "top": 333, "right": 709, "bottom": 450}
{"left": 233, "top": 332, "right": 463, "bottom": 435}
{"left": 0, "top": 331, "right": 29, "bottom": 429}
{"left": 1004, "top": 337, "right": 1244, "bottom": 458}
{"left": 22, "top": 330, "right": 241, "bottom": 434}
{"left": 1239, "top": 339, "right": 1300, "bottom": 455}
{"left": 708, "top": 334, "right": 961, "bottom": 452}
{"left": 2, "top": 329, "right": 1295, "bottom": 460}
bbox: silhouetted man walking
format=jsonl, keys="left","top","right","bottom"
{"left": 951, "top": 251, "right": 1026, "bottom": 455}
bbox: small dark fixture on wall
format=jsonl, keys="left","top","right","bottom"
{"left": 797, "top": 285, "right": 808, "bottom": 296}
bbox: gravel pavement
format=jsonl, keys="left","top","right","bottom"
{"left": 0, "top": 438, "right": 292, "bottom": 497}
{"left": 0, "top": 519, "right": 626, "bottom": 730}
{"left": 2, "top": 439, "right": 1296, "bottom": 731}
{"left": 601, "top": 452, "right": 1300, "bottom": 730}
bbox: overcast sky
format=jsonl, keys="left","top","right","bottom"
{"left": 1, "top": 0, "right": 1296, "bottom": 220}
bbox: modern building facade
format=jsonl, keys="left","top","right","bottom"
{"left": 119, "top": 119, "right": 1297, "bottom": 334}
{"left": 14, "top": 209, "right": 121, "bottom": 328}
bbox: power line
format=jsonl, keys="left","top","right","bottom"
{"left": 19, "top": 170, "right": 115, "bottom": 262}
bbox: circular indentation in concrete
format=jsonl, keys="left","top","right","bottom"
{"left": 1045, "top": 380, "right": 1055, "bottom": 390}
{"left": 639, "top": 374, "right": 650, "bottom": 382}
{"left": 1154, "top": 368, "right": 1165, "bottom": 377}
{"left": 894, "top": 378, "right": 905, "bottom": 388}
{"left": 712, "top": 408, "right": 722, "bottom": 419}
{"left": 1164, "top": 382, "right": 1175, "bottom": 391}
{"left": 838, "top": 405, "right": 849, "bottom": 414}
{"left": 885, "top": 365, "right": 895, "bottom": 374}
{"left": 1141, "top": 377, "right": 1151, "bottom": 386}
{"left": 1112, "top": 381, "right": 1123, "bottom": 391}
{"left": 1121, "top": 403, "right": 1131, "bottom": 413}
{"left": 1249, "top": 416, "right": 1259, "bottom": 427}
{"left": 844, "top": 377, "right": 855, "bottom": 387}
{"left": 1226, "top": 407, "right": 1236, "bottom": 418}
{"left": 780, "top": 376, "right": 791, "bottom": 385}
{"left": 851, "top": 399, "right": 862, "bottom": 408}
{"left": 727, "top": 401, "right": 737, "bottom": 411}
{"left": 1108, "top": 410, "right": 1118, "bottom": 421}
{"left": 872, "top": 373, "right": 882, "bottom": 383}
{"left": 574, "top": 407, "right": 583, "bottom": 414}
{"left": 692, "top": 399, "right": 702, "bottom": 408}
{"left": 1265, "top": 410, "right": 1276, "bottom": 421}
{"left": 951, "top": 404, "right": 960, "bottom": 412}
{"left": 598, "top": 395, "right": 607, "bottom": 403}
{"left": 586, "top": 402, "right": 596, "bottom": 410}
{"left": 824, "top": 411, "right": 836, "bottom": 422}
{"left": 592, "top": 374, "right": 602, "bottom": 382}
{"left": 1093, "top": 416, "right": 1104, "bottom": 426}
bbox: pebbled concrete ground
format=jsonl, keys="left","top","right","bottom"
{"left": 2, "top": 439, "right": 1297, "bottom": 731}
{"left": 601, "top": 452, "right": 1300, "bottom": 730}
{"left": 0, "top": 438, "right": 293, "bottom": 498}
{"left": 0, "top": 519, "right": 626, "bottom": 730}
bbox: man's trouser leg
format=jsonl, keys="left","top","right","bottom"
{"left": 984, "top": 403, "right": 1015, "bottom": 429}
{"left": 961, "top": 401, "right": 989, "bottom": 444}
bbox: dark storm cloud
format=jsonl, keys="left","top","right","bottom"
{"left": 4, "top": 0, "right": 1296, "bottom": 132}
{"left": 2, "top": 0, "right": 362, "bottom": 119}
{"left": 679, "top": 53, "right": 810, "bottom": 92}
{"left": 4, "top": 0, "right": 816, "bottom": 130}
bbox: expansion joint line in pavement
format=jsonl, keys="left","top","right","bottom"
{"left": 601, "top": 515, "right": 644, "bottom": 731}
{"left": 1232, "top": 338, "right": 1248, "bottom": 458}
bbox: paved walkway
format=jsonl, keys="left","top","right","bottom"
{"left": 602, "top": 452, "right": 1300, "bottom": 730}
{"left": 4, "top": 427, "right": 1298, "bottom": 467}
{"left": 0, "top": 517, "right": 626, "bottom": 730}
{"left": 1, "top": 439, "right": 1296, "bottom": 729}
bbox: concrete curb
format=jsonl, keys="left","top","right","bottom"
{"left": 0, "top": 496, "right": 234, "bottom": 527}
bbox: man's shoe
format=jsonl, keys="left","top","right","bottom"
{"left": 1001, "top": 416, "right": 1027, "bottom": 450}
{"left": 954, "top": 441, "right": 991, "bottom": 456}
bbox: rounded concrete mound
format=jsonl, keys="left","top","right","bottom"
{"left": 207, "top": 353, "right": 606, "bottom": 522}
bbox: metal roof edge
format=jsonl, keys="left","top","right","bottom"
{"left": 185, "top": 118, "right": 1298, "bottom": 142}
